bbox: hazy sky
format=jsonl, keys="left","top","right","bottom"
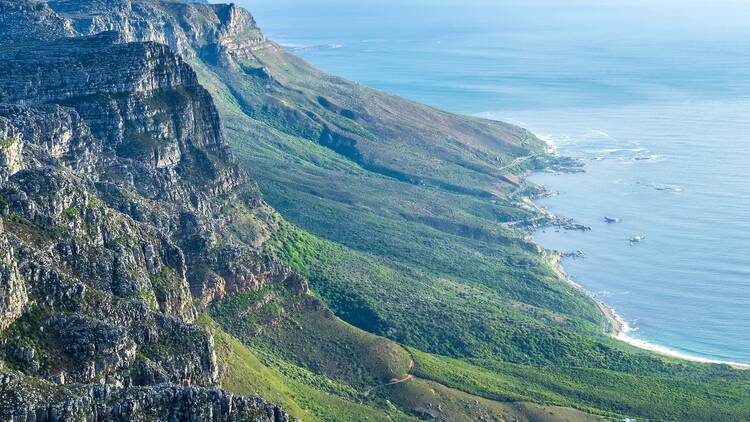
{"left": 230, "top": 0, "right": 750, "bottom": 32}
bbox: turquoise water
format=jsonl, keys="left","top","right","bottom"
{"left": 239, "top": 0, "right": 750, "bottom": 364}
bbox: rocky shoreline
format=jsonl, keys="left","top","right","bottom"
{"left": 548, "top": 247, "right": 750, "bottom": 371}
{"left": 548, "top": 254, "right": 623, "bottom": 336}
{"left": 513, "top": 154, "right": 626, "bottom": 337}
{"left": 527, "top": 152, "right": 750, "bottom": 371}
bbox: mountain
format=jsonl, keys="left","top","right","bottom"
{"left": 0, "top": 3, "right": 289, "bottom": 420}
{"left": 1, "top": 1, "right": 749, "bottom": 421}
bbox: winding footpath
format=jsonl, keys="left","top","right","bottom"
{"left": 363, "top": 348, "right": 416, "bottom": 397}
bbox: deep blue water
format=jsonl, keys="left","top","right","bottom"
{"left": 235, "top": 0, "right": 750, "bottom": 364}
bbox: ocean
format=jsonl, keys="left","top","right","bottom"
{"left": 236, "top": 0, "right": 750, "bottom": 364}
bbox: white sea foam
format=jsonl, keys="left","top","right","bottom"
{"left": 283, "top": 43, "right": 344, "bottom": 51}
{"left": 556, "top": 257, "right": 750, "bottom": 369}
{"left": 652, "top": 183, "right": 683, "bottom": 192}
{"left": 279, "top": 42, "right": 308, "bottom": 49}
{"left": 595, "top": 307, "right": 750, "bottom": 369}
{"left": 615, "top": 320, "right": 750, "bottom": 369}
{"left": 536, "top": 133, "right": 559, "bottom": 152}
{"left": 632, "top": 154, "right": 666, "bottom": 162}
{"left": 581, "top": 130, "right": 616, "bottom": 140}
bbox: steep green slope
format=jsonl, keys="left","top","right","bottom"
{"left": 199, "top": 61, "right": 621, "bottom": 369}
{"left": 383, "top": 377, "right": 606, "bottom": 422}
{"left": 202, "top": 296, "right": 608, "bottom": 422}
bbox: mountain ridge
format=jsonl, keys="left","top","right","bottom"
{"left": 0, "top": 3, "right": 292, "bottom": 419}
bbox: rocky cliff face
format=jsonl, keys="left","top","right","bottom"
{"left": 1, "top": 382, "right": 287, "bottom": 422}
{"left": 45, "top": 0, "right": 266, "bottom": 65}
{"left": 0, "top": 225, "right": 27, "bottom": 333}
{"left": 0, "top": 0, "right": 74, "bottom": 42}
{"left": 0, "top": 2, "right": 295, "bottom": 420}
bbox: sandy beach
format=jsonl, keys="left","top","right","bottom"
{"left": 548, "top": 254, "right": 750, "bottom": 371}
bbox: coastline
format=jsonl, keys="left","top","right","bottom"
{"left": 548, "top": 254, "right": 621, "bottom": 336}
{"left": 547, "top": 253, "right": 750, "bottom": 371}
{"left": 525, "top": 138, "right": 750, "bottom": 371}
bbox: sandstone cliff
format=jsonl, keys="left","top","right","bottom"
{"left": 0, "top": 2, "right": 294, "bottom": 420}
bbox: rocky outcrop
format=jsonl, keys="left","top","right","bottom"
{"left": 0, "top": 2, "right": 297, "bottom": 419}
{"left": 0, "top": 33, "right": 224, "bottom": 169}
{"left": 0, "top": 105, "right": 101, "bottom": 175}
{"left": 44, "top": 0, "right": 267, "bottom": 64}
{"left": 0, "top": 124, "right": 24, "bottom": 180}
{"left": 0, "top": 382, "right": 288, "bottom": 422}
{"left": 0, "top": 0, "right": 74, "bottom": 42}
{"left": 0, "top": 230, "right": 27, "bottom": 332}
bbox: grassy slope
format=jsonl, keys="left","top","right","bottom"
{"left": 188, "top": 38, "right": 750, "bottom": 420}
{"left": 412, "top": 350, "right": 750, "bottom": 421}
{"left": 201, "top": 316, "right": 402, "bottom": 422}
{"left": 196, "top": 63, "right": 619, "bottom": 365}
{"left": 383, "top": 377, "right": 606, "bottom": 422}
{"left": 207, "top": 284, "right": 413, "bottom": 389}
{"left": 202, "top": 293, "right": 600, "bottom": 421}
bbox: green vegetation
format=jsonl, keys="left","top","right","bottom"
{"left": 412, "top": 349, "right": 750, "bottom": 420}
{"left": 203, "top": 304, "right": 601, "bottom": 422}
{"left": 0, "top": 193, "right": 9, "bottom": 215}
{"left": 3, "top": 212, "right": 63, "bottom": 245}
{"left": 2, "top": 306, "right": 80, "bottom": 377}
{"left": 184, "top": 35, "right": 750, "bottom": 420}
{"left": 208, "top": 284, "right": 412, "bottom": 390}
{"left": 198, "top": 315, "right": 314, "bottom": 420}
{"left": 200, "top": 316, "right": 415, "bottom": 422}
{"left": 264, "top": 222, "right": 660, "bottom": 371}
{"left": 149, "top": 267, "right": 177, "bottom": 301}
{"left": 383, "top": 376, "right": 604, "bottom": 422}
{"left": 62, "top": 207, "right": 79, "bottom": 221}
{"left": 86, "top": 197, "right": 104, "bottom": 209}
{"left": 0, "top": 136, "right": 15, "bottom": 150}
